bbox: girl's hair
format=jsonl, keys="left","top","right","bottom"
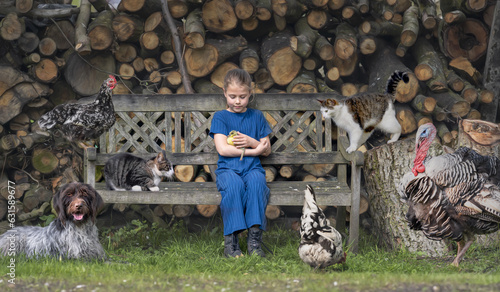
{"left": 223, "top": 69, "right": 252, "bottom": 91}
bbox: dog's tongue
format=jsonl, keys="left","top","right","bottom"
{"left": 73, "top": 214, "right": 84, "bottom": 221}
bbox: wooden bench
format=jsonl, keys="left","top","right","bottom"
{"left": 83, "top": 93, "right": 363, "bottom": 252}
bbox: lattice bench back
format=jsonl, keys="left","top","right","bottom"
{"left": 97, "top": 93, "right": 353, "bottom": 166}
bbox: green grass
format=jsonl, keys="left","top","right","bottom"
{"left": 2, "top": 218, "right": 500, "bottom": 291}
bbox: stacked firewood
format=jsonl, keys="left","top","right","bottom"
{"left": 0, "top": 0, "right": 497, "bottom": 223}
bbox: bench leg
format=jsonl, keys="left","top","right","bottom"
{"left": 348, "top": 162, "right": 361, "bottom": 253}
{"left": 335, "top": 206, "right": 346, "bottom": 236}
{"left": 84, "top": 148, "right": 97, "bottom": 188}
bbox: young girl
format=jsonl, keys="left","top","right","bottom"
{"left": 209, "top": 69, "right": 272, "bottom": 258}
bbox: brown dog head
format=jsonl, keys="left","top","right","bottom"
{"left": 53, "top": 182, "right": 104, "bottom": 229}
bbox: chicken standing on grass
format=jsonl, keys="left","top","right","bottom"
{"left": 299, "top": 185, "right": 346, "bottom": 269}
{"left": 37, "top": 75, "right": 117, "bottom": 149}
{"left": 401, "top": 123, "right": 500, "bottom": 267}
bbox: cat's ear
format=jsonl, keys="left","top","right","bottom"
{"left": 325, "top": 99, "right": 338, "bottom": 107}
{"left": 156, "top": 150, "right": 166, "bottom": 162}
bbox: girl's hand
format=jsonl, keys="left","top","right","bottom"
{"left": 231, "top": 132, "right": 259, "bottom": 149}
{"left": 256, "top": 138, "right": 271, "bottom": 156}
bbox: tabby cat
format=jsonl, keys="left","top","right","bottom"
{"left": 104, "top": 151, "right": 174, "bottom": 191}
{"left": 319, "top": 71, "right": 408, "bottom": 153}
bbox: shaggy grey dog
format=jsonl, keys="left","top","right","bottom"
{"left": 0, "top": 182, "right": 106, "bottom": 260}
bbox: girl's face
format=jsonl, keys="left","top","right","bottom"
{"left": 224, "top": 82, "right": 251, "bottom": 113}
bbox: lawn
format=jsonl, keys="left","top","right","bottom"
{"left": 1, "top": 217, "right": 500, "bottom": 291}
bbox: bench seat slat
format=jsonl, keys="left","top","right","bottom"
{"left": 92, "top": 152, "right": 349, "bottom": 166}
{"left": 94, "top": 181, "right": 351, "bottom": 206}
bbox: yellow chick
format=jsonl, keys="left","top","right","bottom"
{"left": 227, "top": 130, "right": 245, "bottom": 161}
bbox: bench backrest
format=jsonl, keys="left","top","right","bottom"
{"left": 95, "top": 93, "right": 352, "bottom": 167}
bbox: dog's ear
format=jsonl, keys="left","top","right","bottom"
{"left": 88, "top": 185, "right": 105, "bottom": 223}
{"left": 52, "top": 184, "right": 70, "bottom": 228}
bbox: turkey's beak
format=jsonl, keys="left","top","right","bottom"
{"left": 416, "top": 137, "right": 424, "bottom": 151}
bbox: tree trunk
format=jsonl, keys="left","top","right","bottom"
{"left": 31, "top": 58, "right": 58, "bottom": 83}
{"left": 17, "top": 32, "right": 39, "bottom": 54}
{"left": 113, "top": 14, "right": 144, "bottom": 43}
{"left": 400, "top": 4, "right": 419, "bottom": 47}
{"left": 75, "top": 0, "right": 92, "bottom": 54}
{"left": 279, "top": 164, "right": 300, "bottom": 179}
{"left": 428, "top": 90, "right": 470, "bottom": 118}
{"left": 334, "top": 23, "right": 357, "bottom": 60}
{"left": 88, "top": 10, "right": 115, "bottom": 51}
{"left": 395, "top": 103, "right": 417, "bottom": 135}
{"left": 172, "top": 205, "right": 194, "bottom": 217}
{"left": 0, "top": 81, "right": 51, "bottom": 124}
{"left": 184, "top": 8, "right": 205, "bottom": 49}
{"left": 481, "top": 2, "right": 500, "bottom": 122}
{"left": 32, "top": 148, "right": 59, "bottom": 174}
{"left": 364, "top": 138, "right": 450, "bottom": 256}
{"left": 261, "top": 30, "right": 302, "bottom": 86}
{"left": 130, "top": 204, "right": 169, "bottom": 228}
{"left": 211, "top": 62, "right": 239, "bottom": 88}
{"left": 264, "top": 166, "right": 278, "bottom": 182}
{"left": 64, "top": 52, "right": 116, "bottom": 96}
{"left": 302, "top": 163, "right": 334, "bottom": 177}
{"left": 457, "top": 119, "right": 500, "bottom": 156}
{"left": 202, "top": 0, "right": 238, "bottom": 33}
{"left": 239, "top": 46, "right": 260, "bottom": 74}
{"left": 45, "top": 20, "right": 75, "bottom": 50}
{"left": 185, "top": 35, "right": 247, "bottom": 78}
{"left": 174, "top": 165, "right": 199, "bottom": 182}
{"left": 196, "top": 204, "right": 218, "bottom": 217}
{"left": 442, "top": 18, "right": 489, "bottom": 63}
{"left": 411, "top": 94, "right": 436, "bottom": 114}
{"left": 411, "top": 37, "right": 447, "bottom": 92}
{"left": 0, "top": 12, "right": 24, "bottom": 41}
{"left": 22, "top": 186, "right": 52, "bottom": 211}
{"left": 286, "top": 69, "right": 317, "bottom": 93}
{"left": 265, "top": 205, "right": 281, "bottom": 220}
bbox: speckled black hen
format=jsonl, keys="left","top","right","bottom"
{"left": 38, "top": 75, "right": 117, "bottom": 148}
{"left": 298, "top": 185, "right": 346, "bottom": 269}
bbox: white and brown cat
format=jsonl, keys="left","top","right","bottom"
{"left": 319, "top": 71, "right": 408, "bottom": 153}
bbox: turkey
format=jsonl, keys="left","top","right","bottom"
{"left": 298, "top": 185, "right": 346, "bottom": 269}
{"left": 402, "top": 123, "right": 500, "bottom": 266}
{"left": 38, "top": 75, "right": 117, "bottom": 148}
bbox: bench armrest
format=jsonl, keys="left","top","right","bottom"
{"left": 337, "top": 130, "right": 364, "bottom": 167}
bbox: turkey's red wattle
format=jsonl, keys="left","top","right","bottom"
{"left": 412, "top": 163, "right": 425, "bottom": 176}
{"left": 412, "top": 144, "right": 429, "bottom": 176}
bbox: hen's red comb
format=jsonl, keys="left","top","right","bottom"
{"left": 109, "top": 75, "right": 116, "bottom": 82}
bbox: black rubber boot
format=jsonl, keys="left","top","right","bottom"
{"left": 224, "top": 233, "right": 243, "bottom": 258}
{"left": 247, "top": 225, "right": 265, "bottom": 257}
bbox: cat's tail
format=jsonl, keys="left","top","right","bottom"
{"left": 385, "top": 71, "right": 409, "bottom": 96}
